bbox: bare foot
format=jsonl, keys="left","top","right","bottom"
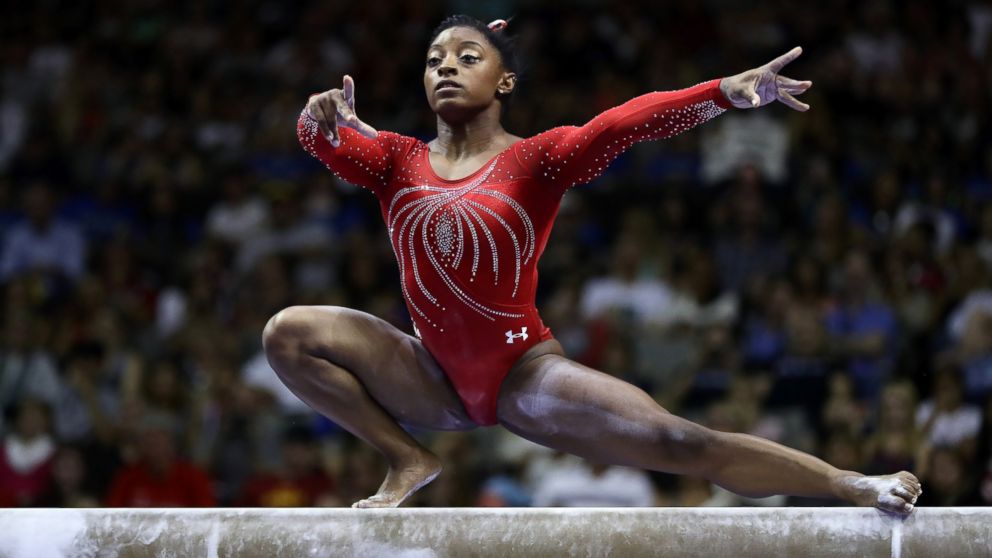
{"left": 834, "top": 471, "right": 922, "bottom": 515}
{"left": 352, "top": 450, "right": 442, "bottom": 508}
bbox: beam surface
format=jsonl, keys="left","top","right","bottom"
{"left": 0, "top": 508, "right": 989, "bottom": 558}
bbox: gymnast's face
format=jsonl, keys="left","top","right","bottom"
{"left": 424, "top": 26, "right": 516, "bottom": 120}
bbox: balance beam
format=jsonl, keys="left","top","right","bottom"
{"left": 0, "top": 508, "right": 989, "bottom": 557}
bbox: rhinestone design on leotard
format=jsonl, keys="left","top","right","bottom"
{"left": 386, "top": 158, "right": 536, "bottom": 323}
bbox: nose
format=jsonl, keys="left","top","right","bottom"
{"left": 437, "top": 55, "right": 457, "bottom": 77}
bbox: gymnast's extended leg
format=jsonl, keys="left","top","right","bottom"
{"left": 263, "top": 306, "right": 477, "bottom": 507}
{"left": 497, "top": 344, "right": 922, "bottom": 513}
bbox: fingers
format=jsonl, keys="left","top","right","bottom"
{"left": 777, "top": 75, "right": 812, "bottom": 90}
{"left": 777, "top": 90, "right": 809, "bottom": 111}
{"left": 771, "top": 74, "right": 812, "bottom": 111}
{"left": 767, "top": 46, "right": 803, "bottom": 72}
{"left": 336, "top": 75, "right": 377, "bottom": 138}
{"left": 307, "top": 77, "right": 378, "bottom": 147}
{"left": 340, "top": 115, "right": 379, "bottom": 139}
{"left": 745, "top": 88, "right": 761, "bottom": 108}
{"left": 330, "top": 89, "right": 358, "bottom": 123}
{"left": 321, "top": 95, "right": 343, "bottom": 147}
{"left": 342, "top": 74, "right": 356, "bottom": 110}
{"left": 309, "top": 101, "right": 331, "bottom": 140}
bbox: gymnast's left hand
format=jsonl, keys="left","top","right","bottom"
{"left": 719, "top": 46, "right": 812, "bottom": 111}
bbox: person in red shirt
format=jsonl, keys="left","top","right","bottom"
{"left": 105, "top": 413, "right": 215, "bottom": 507}
{"left": 263, "top": 15, "right": 922, "bottom": 512}
{"left": 236, "top": 426, "right": 337, "bottom": 507}
{"left": 0, "top": 400, "right": 56, "bottom": 506}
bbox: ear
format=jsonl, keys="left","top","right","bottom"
{"left": 496, "top": 72, "right": 517, "bottom": 96}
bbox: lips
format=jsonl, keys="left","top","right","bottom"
{"left": 435, "top": 80, "right": 462, "bottom": 91}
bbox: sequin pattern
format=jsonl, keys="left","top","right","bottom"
{"left": 386, "top": 158, "right": 535, "bottom": 323}
{"left": 297, "top": 79, "right": 732, "bottom": 333}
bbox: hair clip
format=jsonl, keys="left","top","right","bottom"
{"left": 488, "top": 19, "right": 508, "bottom": 32}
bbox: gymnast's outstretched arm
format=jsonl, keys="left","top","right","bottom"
{"left": 521, "top": 47, "right": 811, "bottom": 193}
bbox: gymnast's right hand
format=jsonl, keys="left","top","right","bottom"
{"left": 307, "top": 75, "right": 379, "bottom": 147}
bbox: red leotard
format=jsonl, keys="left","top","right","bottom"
{"left": 298, "top": 78, "right": 733, "bottom": 425}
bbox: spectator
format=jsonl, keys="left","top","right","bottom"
{"left": 36, "top": 445, "right": 99, "bottom": 507}
{"left": 916, "top": 366, "right": 983, "bottom": 452}
{"left": 863, "top": 381, "right": 920, "bottom": 475}
{"left": 236, "top": 187, "right": 334, "bottom": 288}
{"left": 654, "top": 246, "right": 738, "bottom": 329}
{"left": 0, "top": 312, "right": 62, "bottom": 422}
{"left": 821, "top": 371, "right": 868, "bottom": 438}
{"left": 0, "top": 182, "right": 86, "bottom": 283}
{"left": 52, "top": 341, "right": 119, "bottom": 445}
{"left": 235, "top": 426, "right": 337, "bottom": 507}
{"left": 579, "top": 234, "right": 672, "bottom": 327}
{"left": 0, "top": 399, "right": 56, "bottom": 506}
{"left": 713, "top": 171, "right": 787, "bottom": 294}
{"left": 205, "top": 169, "right": 270, "bottom": 247}
{"left": 106, "top": 412, "right": 215, "bottom": 507}
{"left": 531, "top": 457, "right": 655, "bottom": 507}
{"left": 916, "top": 446, "right": 983, "bottom": 506}
{"left": 942, "top": 288, "right": 992, "bottom": 401}
{"left": 824, "top": 251, "right": 899, "bottom": 401}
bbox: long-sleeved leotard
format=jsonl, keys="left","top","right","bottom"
{"left": 298, "top": 78, "right": 733, "bottom": 425}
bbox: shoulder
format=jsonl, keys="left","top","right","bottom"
{"left": 520, "top": 126, "right": 579, "bottom": 147}
{"left": 506, "top": 126, "right": 579, "bottom": 168}
{"left": 376, "top": 130, "right": 422, "bottom": 158}
{"left": 377, "top": 130, "right": 416, "bottom": 143}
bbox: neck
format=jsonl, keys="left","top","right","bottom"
{"left": 432, "top": 104, "right": 506, "bottom": 159}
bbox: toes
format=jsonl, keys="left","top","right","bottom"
{"left": 903, "top": 480, "right": 923, "bottom": 502}
{"left": 352, "top": 496, "right": 395, "bottom": 509}
{"left": 885, "top": 499, "right": 914, "bottom": 515}
{"left": 898, "top": 471, "right": 922, "bottom": 488}
{"left": 894, "top": 485, "right": 914, "bottom": 501}
{"left": 890, "top": 484, "right": 918, "bottom": 514}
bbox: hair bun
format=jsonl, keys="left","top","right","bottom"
{"left": 487, "top": 19, "right": 508, "bottom": 33}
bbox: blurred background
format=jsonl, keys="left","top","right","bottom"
{"left": 2, "top": 0, "right": 991, "bottom": 509}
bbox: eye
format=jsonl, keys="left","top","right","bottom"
{"left": 460, "top": 55, "right": 479, "bottom": 63}
{"left": 426, "top": 57, "right": 440, "bottom": 67}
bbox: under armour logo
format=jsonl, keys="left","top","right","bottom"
{"left": 505, "top": 327, "right": 528, "bottom": 344}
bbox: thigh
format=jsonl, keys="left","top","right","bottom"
{"left": 272, "top": 305, "right": 476, "bottom": 431}
{"left": 496, "top": 354, "right": 709, "bottom": 470}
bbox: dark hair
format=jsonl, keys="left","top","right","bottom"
{"left": 429, "top": 15, "right": 521, "bottom": 104}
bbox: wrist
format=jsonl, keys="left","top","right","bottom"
{"left": 713, "top": 78, "right": 735, "bottom": 110}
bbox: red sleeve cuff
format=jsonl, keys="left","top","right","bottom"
{"left": 709, "top": 78, "right": 735, "bottom": 110}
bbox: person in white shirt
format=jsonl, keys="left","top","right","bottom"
{"left": 531, "top": 454, "right": 655, "bottom": 507}
{"left": 916, "top": 366, "right": 982, "bottom": 449}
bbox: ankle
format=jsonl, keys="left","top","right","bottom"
{"left": 829, "top": 471, "right": 863, "bottom": 500}
{"left": 386, "top": 447, "right": 438, "bottom": 469}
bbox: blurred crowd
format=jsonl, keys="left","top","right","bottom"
{"left": 2, "top": 0, "right": 992, "bottom": 509}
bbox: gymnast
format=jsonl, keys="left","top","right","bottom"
{"left": 264, "top": 15, "right": 922, "bottom": 513}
